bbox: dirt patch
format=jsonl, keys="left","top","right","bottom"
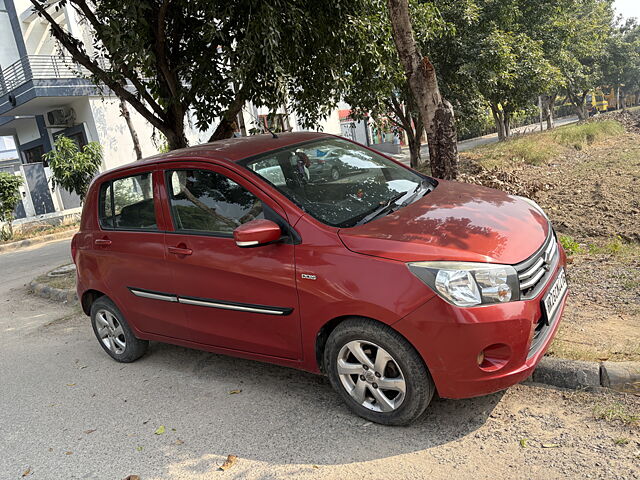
{"left": 527, "top": 133, "right": 639, "bottom": 242}
{"left": 456, "top": 112, "right": 640, "bottom": 362}
{"left": 34, "top": 269, "right": 76, "bottom": 291}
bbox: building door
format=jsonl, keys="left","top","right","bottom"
{"left": 21, "top": 162, "right": 55, "bottom": 215}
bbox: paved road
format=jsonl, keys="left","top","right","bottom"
{"left": 1, "top": 242, "right": 638, "bottom": 480}
{"left": 0, "top": 238, "right": 72, "bottom": 292}
{"left": 393, "top": 116, "right": 579, "bottom": 165}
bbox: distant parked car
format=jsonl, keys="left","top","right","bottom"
{"left": 73, "top": 132, "right": 567, "bottom": 425}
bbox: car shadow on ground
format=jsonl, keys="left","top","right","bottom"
{"left": 139, "top": 340, "right": 505, "bottom": 468}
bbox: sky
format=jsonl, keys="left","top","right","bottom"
{"left": 614, "top": 0, "right": 640, "bottom": 21}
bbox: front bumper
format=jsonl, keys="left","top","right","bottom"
{"left": 394, "top": 247, "right": 568, "bottom": 399}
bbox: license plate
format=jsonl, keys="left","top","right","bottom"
{"left": 542, "top": 269, "right": 567, "bottom": 322}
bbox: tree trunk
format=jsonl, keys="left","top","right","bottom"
{"left": 573, "top": 101, "right": 586, "bottom": 121}
{"left": 163, "top": 105, "right": 188, "bottom": 150}
{"left": 387, "top": 0, "right": 458, "bottom": 180}
{"left": 567, "top": 88, "right": 587, "bottom": 121}
{"left": 208, "top": 88, "right": 248, "bottom": 142}
{"left": 165, "top": 130, "right": 188, "bottom": 150}
{"left": 504, "top": 112, "right": 511, "bottom": 138}
{"left": 119, "top": 99, "right": 143, "bottom": 160}
{"left": 541, "top": 94, "right": 556, "bottom": 130}
{"left": 490, "top": 104, "right": 506, "bottom": 141}
{"left": 406, "top": 127, "right": 421, "bottom": 169}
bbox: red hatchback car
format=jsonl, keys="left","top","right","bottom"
{"left": 73, "top": 132, "right": 568, "bottom": 425}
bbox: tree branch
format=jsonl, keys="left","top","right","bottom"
{"left": 153, "top": 0, "right": 179, "bottom": 99}
{"left": 67, "top": 0, "right": 168, "bottom": 121}
{"left": 30, "top": 0, "right": 170, "bottom": 133}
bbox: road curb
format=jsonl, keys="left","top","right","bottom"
{"left": 0, "top": 230, "right": 76, "bottom": 254}
{"left": 532, "top": 356, "right": 640, "bottom": 393}
{"left": 600, "top": 361, "right": 640, "bottom": 393}
{"left": 28, "top": 280, "right": 78, "bottom": 305}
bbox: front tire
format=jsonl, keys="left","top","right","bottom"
{"left": 90, "top": 296, "right": 148, "bottom": 363}
{"left": 324, "top": 318, "right": 434, "bottom": 425}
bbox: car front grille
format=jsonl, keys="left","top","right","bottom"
{"left": 514, "top": 229, "right": 559, "bottom": 300}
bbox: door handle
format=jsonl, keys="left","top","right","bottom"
{"left": 94, "top": 238, "right": 112, "bottom": 246}
{"left": 168, "top": 245, "right": 193, "bottom": 256}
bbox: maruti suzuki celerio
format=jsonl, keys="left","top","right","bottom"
{"left": 73, "top": 132, "right": 568, "bottom": 425}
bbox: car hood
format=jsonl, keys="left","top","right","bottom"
{"left": 338, "top": 180, "right": 549, "bottom": 264}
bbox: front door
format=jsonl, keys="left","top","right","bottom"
{"left": 159, "top": 162, "right": 301, "bottom": 360}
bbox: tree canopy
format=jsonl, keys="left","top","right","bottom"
{"left": 32, "top": 0, "right": 363, "bottom": 150}
{"left": 33, "top": 0, "right": 640, "bottom": 165}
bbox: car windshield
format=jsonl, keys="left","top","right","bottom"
{"left": 242, "top": 138, "right": 434, "bottom": 228}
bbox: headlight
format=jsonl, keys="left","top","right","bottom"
{"left": 408, "top": 261, "right": 520, "bottom": 307}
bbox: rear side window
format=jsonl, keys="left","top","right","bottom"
{"left": 99, "top": 172, "right": 157, "bottom": 230}
{"left": 166, "top": 169, "right": 264, "bottom": 235}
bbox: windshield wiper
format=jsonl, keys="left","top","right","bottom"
{"left": 354, "top": 191, "right": 406, "bottom": 226}
{"left": 399, "top": 180, "right": 432, "bottom": 207}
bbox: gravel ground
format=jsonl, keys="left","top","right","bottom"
{"left": 1, "top": 281, "right": 638, "bottom": 480}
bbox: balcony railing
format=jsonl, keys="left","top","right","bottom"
{"left": 0, "top": 55, "right": 94, "bottom": 98}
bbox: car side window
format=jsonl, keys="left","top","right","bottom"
{"left": 98, "top": 172, "right": 157, "bottom": 230}
{"left": 249, "top": 157, "right": 286, "bottom": 186}
{"left": 166, "top": 169, "right": 264, "bottom": 235}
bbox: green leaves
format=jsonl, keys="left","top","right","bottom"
{"left": 0, "top": 172, "right": 24, "bottom": 241}
{"left": 43, "top": 136, "right": 103, "bottom": 202}
{"left": 0, "top": 172, "right": 23, "bottom": 223}
{"left": 34, "top": 0, "right": 367, "bottom": 149}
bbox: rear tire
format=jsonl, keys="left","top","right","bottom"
{"left": 90, "top": 296, "right": 148, "bottom": 363}
{"left": 330, "top": 167, "right": 340, "bottom": 181}
{"left": 324, "top": 318, "right": 434, "bottom": 425}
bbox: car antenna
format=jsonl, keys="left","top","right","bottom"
{"left": 240, "top": 106, "right": 279, "bottom": 139}
{"left": 263, "top": 123, "right": 278, "bottom": 139}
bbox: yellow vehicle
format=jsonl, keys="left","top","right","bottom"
{"left": 585, "top": 90, "right": 608, "bottom": 115}
{"left": 604, "top": 86, "right": 638, "bottom": 110}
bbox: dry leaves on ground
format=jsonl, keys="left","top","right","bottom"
{"left": 219, "top": 455, "right": 238, "bottom": 471}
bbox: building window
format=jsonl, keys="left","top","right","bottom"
{"left": 24, "top": 145, "right": 46, "bottom": 166}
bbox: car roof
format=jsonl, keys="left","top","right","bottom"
{"left": 102, "top": 131, "right": 333, "bottom": 176}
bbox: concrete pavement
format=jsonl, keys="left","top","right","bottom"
{"left": 1, "top": 241, "right": 638, "bottom": 480}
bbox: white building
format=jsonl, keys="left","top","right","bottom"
{"left": 0, "top": 0, "right": 341, "bottom": 222}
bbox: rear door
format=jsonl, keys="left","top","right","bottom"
{"left": 158, "top": 161, "right": 302, "bottom": 359}
{"left": 93, "top": 167, "right": 185, "bottom": 339}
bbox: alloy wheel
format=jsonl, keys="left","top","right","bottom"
{"left": 336, "top": 340, "right": 406, "bottom": 412}
{"left": 95, "top": 309, "right": 126, "bottom": 355}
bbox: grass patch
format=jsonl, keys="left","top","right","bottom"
{"left": 547, "top": 337, "right": 640, "bottom": 362}
{"left": 469, "top": 136, "right": 562, "bottom": 169}
{"left": 551, "top": 120, "right": 624, "bottom": 150}
{"left": 593, "top": 402, "right": 639, "bottom": 426}
{"left": 467, "top": 119, "right": 624, "bottom": 169}
{"left": 1, "top": 221, "right": 78, "bottom": 245}
{"left": 586, "top": 236, "right": 639, "bottom": 258}
{"left": 558, "top": 235, "right": 583, "bottom": 255}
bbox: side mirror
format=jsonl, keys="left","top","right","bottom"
{"left": 233, "top": 219, "right": 282, "bottom": 248}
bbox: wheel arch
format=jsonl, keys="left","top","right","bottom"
{"left": 81, "top": 289, "right": 106, "bottom": 316}
{"left": 314, "top": 315, "right": 430, "bottom": 376}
